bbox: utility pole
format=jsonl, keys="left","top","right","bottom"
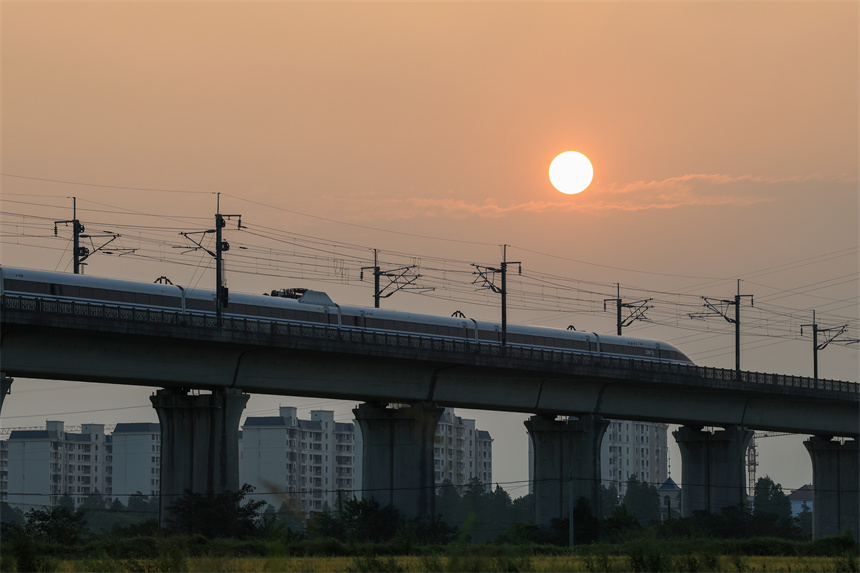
{"left": 603, "top": 283, "right": 652, "bottom": 336}
{"left": 689, "top": 280, "right": 753, "bottom": 379}
{"left": 54, "top": 197, "right": 135, "bottom": 274}
{"left": 360, "top": 249, "right": 429, "bottom": 308}
{"left": 178, "top": 194, "right": 241, "bottom": 327}
{"left": 801, "top": 311, "right": 854, "bottom": 385}
{"left": 568, "top": 471, "right": 574, "bottom": 547}
{"left": 472, "top": 245, "right": 521, "bottom": 347}
{"left": 54, "top": 197, "right": 85, "bottom": 274}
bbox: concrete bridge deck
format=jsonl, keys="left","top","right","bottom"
{"left": 2, "top": 294, "right": 857, "bottom": 437}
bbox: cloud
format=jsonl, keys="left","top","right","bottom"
{"left": 331, "top": 173, "right": 854, "bottom": 220}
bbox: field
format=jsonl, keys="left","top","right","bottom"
{"left": 41, "top": 552, "right": 860, "bottom": 572}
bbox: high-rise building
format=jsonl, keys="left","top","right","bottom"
{"left": 6, "top": 421, "right": 109, "bottom": 511}
{"left": 433, "top": 408, "right": 493, "bottom": 489}
{"left": 240, "top": 407, "right": 357, "bottom": 513}
{"left": 109, "top": 422, "right": 161, "bottom": 503}
{"left": 601, "top": 420, "right": 669, "bottom": 495}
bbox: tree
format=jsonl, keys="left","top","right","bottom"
{"left": 56, "top": 493, "right": 75, "bottom": 510}
{"left": 23, "top": 505, "right": 88, "bottom": 545}
{"left": 600, "top": 483, "right": 620, "bottom": 518}
{"left": 436, "top": 479, "right": 463, "bottom": 528}
{"left": 0, "top": 501, "right": 24, "bottom": 525}
{"left": 796, "top": 501, "right": 812, "bottom": 535}
{"left": 622, "top": 476, "right": 661, "bottom": 525}
{"left": 127, "top": 492, "right": 158, "bottom": 516}
{"left": 81, "top": 488, "right": 107, "bottom": 510}
{"left": 753, "top": 476, "right": 792, "bottom": 521}
{"left": 165, "top": 484, "right": 266, "bottom": 538}
{"left": 602, "top": 503, "right": 640, "bottom": 542}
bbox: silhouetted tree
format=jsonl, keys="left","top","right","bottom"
{"left": 127, "top": 491, "right": 158, "bottom": 515}
{"left": 753, "top": 476, "right": 792, "bottom": 521}
{"left": 166, "top": 484, "right": 266, "bottom": 538}
{"left": 602, "top": 503, "right": 640, "bottom": 542}
{"left": 23, "top": 505, "right": 87, "bottom": 545}
{"left": 600, "top": 483, "right": 620, "bottom": 518}
{"left": 622, "top": 476, "right": 661, "bottom": 524}
{"left": 436, "top": 479, "right": 463, "bottom": 528}
{"left": 56, "top": 493, "right": 75, "bottom": 510}
{"left": 796, "top": 501, "right": 812, "bottom": 535}
{"left": 81, "top": 488, "right": 108, "bottom": 510}
{"left": 0, "top": 501, "right": 24, "bottom": 525}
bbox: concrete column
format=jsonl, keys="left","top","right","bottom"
{"left": 353, "top": 402, "right": 443, "bottom": 519}
{"left": 150, "top": 387, "right": 249, "bottom": 528}
{"left": 0, "top": 373, "right": 12, "bottom": 415}
{"left": 804, "top": 436, "right": 859, "bottom": 540}
{"left": 525, "top": 414, "right": 609, "bottom": 527}
{"left": 673, "top": 425, "right": 752, "bottom": 517}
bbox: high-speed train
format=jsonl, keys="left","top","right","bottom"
{"left": 0, "top": 266, "right": 694, "bottom": 364}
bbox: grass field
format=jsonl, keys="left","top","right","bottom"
{"left": 44, "top": 552, "right": 858, "bottom": 572}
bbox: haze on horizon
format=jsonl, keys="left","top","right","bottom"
{"left": 1, "top": 1, "right": 857, "bottom": 499}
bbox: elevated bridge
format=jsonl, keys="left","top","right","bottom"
{"left": 1, "top": 293, "right": 857, "bottom": 538}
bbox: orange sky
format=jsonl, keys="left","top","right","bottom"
{"left": 2, "top": 1, "right": 857, "bottom": 497}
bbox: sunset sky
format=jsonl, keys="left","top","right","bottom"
{"left": 2, "top": 2, "right": 857, "bottom": 501}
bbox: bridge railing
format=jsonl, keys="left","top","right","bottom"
{"left": 3, "top": 294, "right": 857, "bottom": 396}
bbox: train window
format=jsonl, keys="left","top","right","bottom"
{"left": 187, "top": 298, "right": 212, "bottom": 311}
{"left": 105, "top": 290, "right": 123, "bottom": 302}
{"left": 78, "top": 287, "right": 93, "bottom": 299}
{"left": 134, "top": 293, "right": 151, "bottom": 305}
{"left": 6, "top": 279, "right": 49, "bottom": 294}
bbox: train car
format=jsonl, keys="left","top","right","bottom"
{"left": 0, "top": 266, "right": 694, "bottom": 364}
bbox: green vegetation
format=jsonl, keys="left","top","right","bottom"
{"left": 1, "top": 478, "right": 856, "bottom": 572}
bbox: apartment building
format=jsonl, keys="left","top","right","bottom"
{"left": 109, "top": 422, "right": 161, "bottom": 503}
{"left": 240, "top": 407, "right": 357, "bottom": 513}
{"left": 433, "top": 408, "right": 493, "bottom": 489}
{"left": 601, "top": 420, "right": 669, "bottom": 495}
{"left": 6, "top": 421, "right": 109, "bottom": 511}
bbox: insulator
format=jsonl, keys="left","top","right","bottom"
{"left": 220, "top": 241, "right": 230, "bottom": 252}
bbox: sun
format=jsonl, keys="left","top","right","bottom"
{"left": 549, "top": 151, "right": 594, "bottom": 195}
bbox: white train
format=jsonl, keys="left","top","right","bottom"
{"left": 0, "top": 266, "right": 693, "bottom": 364}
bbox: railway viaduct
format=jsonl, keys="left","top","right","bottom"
{"left": 1, "top": 294, "right": 857, "bottom": 539}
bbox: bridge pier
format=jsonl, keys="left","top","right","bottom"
{"left": 150, "top": 387, "right": 249, "bottom": 529}
{"left": 353, "top": 401, "right": 443, "bottom": 518}
{"left": 0, "top": 373, "right": 12, "bottom": 415}
{"left": 673, "top": 425, "right": 752, "bottom": 517}
{"left": 525, "top": 414, "right": 609, "bottom": 527}
{"left": 804, "top": 436, "right": 859, "bottom": 540}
